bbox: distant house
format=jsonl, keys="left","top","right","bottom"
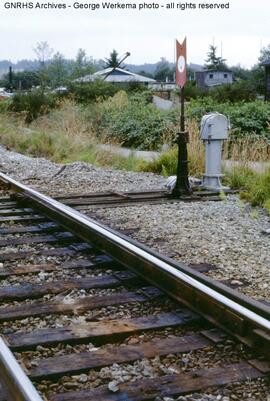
{"left": 75, "top": 67, "right": 156, "bottom": 86}
{"left": 261, "top": 59, "right": 270, "bottom": 100}
{"left": 195, "top": 70, "right": 233, "bottom": 89}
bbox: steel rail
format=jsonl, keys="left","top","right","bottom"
{"left": 0, "top": 337, "right": 43, "bottom": 401}
{"left": 1, "top": 173, "right": 270, "bottom": 356}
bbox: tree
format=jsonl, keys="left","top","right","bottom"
{"left": 33, "top": 41, "right": 54, "bottom": 66}
{"left": 204, "top": 45, "right": 227, "bottom": 71}
{"left": 104, "top": 50, "right": 121, "bottom": 68}
{"left": 258, "top": 44, "right": 270, "bottom": 63}
{"left": 4, "top": 70, "right": 40, "bottom": 90}
{"left": 154, "top": 57, "right": 174, "bottom": 81}
{"left": 33, "top": 41, "right": 54, "bottom": 88}
{"left": 71, "top": 49, "right": 96, "bottom": 79}
{"left": 46, "top": 52, "right": 68, "bottom": 87}
{"left": 250, "top": 44, "right": 270, "bottom": 95}
{"left": 230, "top": 64, "right": 251, "bottom": 81}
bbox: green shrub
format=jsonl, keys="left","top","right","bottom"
{"left": 0, "top": 98, "right": 12, "bottom": 113}
{"left": 224, "top": 166, "right": 256, "bottom": 189}
{"left": 92, "top": 91, "right": 177, "bottom": 150}
{"left": 138, "top": 147, "right": 178, "bottom": 175}
{"left": 175, "top": 81, "right": 207, "bottom": 100}
{"left": 187, "top": 98, "right": 270, "bottom": 140}
{"left": 242, "top": 168, "right": 270, "bottom": 208}
{"left": 9, "top": 90, "right": 57, "bottom": 123}
{"left": 208, "top": 81, "right": 256, "bottom": 103}
{"left": 68, "top": 80, "right": 119, "bottom": 103}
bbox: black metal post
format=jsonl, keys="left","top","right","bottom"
{"left": 8, "top": 66, "right": 13, "bottom": 93}
{"left": 171, "top": 86, "right": 192, "bottom": 197}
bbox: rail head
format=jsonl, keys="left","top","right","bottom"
{"left": 0, "top": 337, "right": 44, "bottom": 401}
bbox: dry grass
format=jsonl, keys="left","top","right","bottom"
{"left": 223, "top": 136, "right": 270, "bottom": 163}
{"left": 0, "top": 99, "right": 142, "bottom": 170}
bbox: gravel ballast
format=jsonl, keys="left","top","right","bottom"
{"left": 0, "top": 146, "right": 270, "bottom": 401}
{"left": 0, "top": 145, "right": 269, "bottom": 301}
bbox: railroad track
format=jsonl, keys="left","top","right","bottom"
{"left": 0, "top": 172, "right": 269, "bottom": 401}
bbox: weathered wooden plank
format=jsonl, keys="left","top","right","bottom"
{"left": 0, "top": 255, "right": 113, "bottom": 277}
{"left": 189, "top": 263, "right": 217, "bottom": 273}
{"left": 50, "top": 362, "right": 266, "bottom": 401}
{"left": 6, "top": 311, "right": 196, "bottom": 350}
{"left": 0, "top": 208, "right": 34, "bottom": 216}
{"left": 30, "top": 332, "right": 216, "bottom": 380}
{"left": 0, "top": 222, "right": 60, "bottom": 235}
{"left": 0, "top": 215, "right": 45, "bottom": 223}
{"left": 0, "top": 271, "right": 136, "bottom": 302}
{"left": 0, "top": 287, "right": 155, "bottom": 321}
{"left": 0, "top": 202, "right": 17, "bottom": 209}
{"left": 0, "top": 232, "right": 76, "bottom": 247}
{"left": 0, "top": 243, "right": 92, "bottom": 262}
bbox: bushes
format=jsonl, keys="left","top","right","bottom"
{"left": 138, "top": 120, "right": 205, "bottom": 176}
{"left": 208, "top": 81, "right": 256, "bottom": 102}
{"left": 68, "top": 80, "right": 119, "bottom": 103}
{"left": 9, "top": 90, "right": 57, "bottom": 123}
{"left": 92, "top": 91, "right": 177, "bottom": 150}
{"left": 224, "top": 166, "right": 270, "bottom": 214}
{"left": 241, "top": 168, "right": 270, "bottom": 211}
{"left": 176, "top": 80, "right": 256, "bottom": 102}
{"left": 187, "top": 98, "right": 270, "bottom": 140}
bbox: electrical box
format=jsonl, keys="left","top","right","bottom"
{"left": 200, "top": 113, "right": 229, "bottom": 141}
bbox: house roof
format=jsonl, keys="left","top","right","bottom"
{"left": 75, "top": 67, "right": 156, "bottom": 83}
{"left": 196, "top": 69, "right": 232, "bottom": 73}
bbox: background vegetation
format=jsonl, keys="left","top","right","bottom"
{"left": 0, "top": 43, "right": 270, "bottom": 213}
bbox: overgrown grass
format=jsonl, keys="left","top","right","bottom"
{"left": 0, "top": 99, "right": 143, "bottom": 170}
{"left": 0, "top": 96, "right": 269, "bottom": 215}
{"left": 224, "top": 166, "right": 270, "bottom": 214}
{"left": 138, "top": 120, "right": 205, "bottom": 177}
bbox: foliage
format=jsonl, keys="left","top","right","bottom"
{"left": 0, "top": 99, "right": 12, "bottom": 113}
{"left": 208, "top": 81, "right": 256, "bottom": 102}
{"left": 154, "top": 58, "right": 174, "bottom": 81}
{"left": 68, "top": 80, "right": 119, "bottom": 103}
{"left": 230, "top": 65, "right": 252, "bottom": 81}
{"left": 7, "top": 70, "right": 40, "bottom": 90}
{"left": 178, "top": 81, "right": 207, "bottom": 100}
{"left": 70, "top": 48, "right": 96, "bottom": 79}
{"left": 138, "top": 120, "right": 205, "bottom": 176}
{"left": 242, "top": 168, "right": 270, "bottom": 209}
{"left": 204, "top": 45, "right": 227, "bottom": 71}
{"left": 224, "top": 166, "right": 256, "bottom": 189}
{"left": 186, "top": 98, "right": 270, "bottom": 140}
{"left": 95, "top": 91, "right": 177, "bottom": 150}
{"left": 0, "top": 100, "right": 143, "bottom": 171}
{"left": 248, "top": 44, "right": 270, "bottom": 95}
{"left": 104, "top": 50, "right": 122, "bottom": 68}
{"left": 176, "top": 80, "right": 256, "bottom": 102}
{"left": 9, "top": 90, "right": 57, "bottom": 123}
{"left": 33, "top": 41, "right": 54, "bottom": 65}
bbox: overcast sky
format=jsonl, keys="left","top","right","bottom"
{"left": 0, "top": 0, "right": 269, "bottom": 67}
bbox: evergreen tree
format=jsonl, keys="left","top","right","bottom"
{"left": 250, "top": 44, "right": 270, "bottom": 95}
{"left": 204, "top": 45, "right": 227, "bottom": 71}
{"left": 104, "top": 50, "right": 121, "bottom": 68}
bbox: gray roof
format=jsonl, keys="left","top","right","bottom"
{"left": 75, "top": 67, "right": 156, "bottom": 83}
{"left": 196, "top": 69, "right": 232, "bottom": 73}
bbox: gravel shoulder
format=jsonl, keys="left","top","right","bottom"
{"left": 0, "top": 145, "right": 269, "bottom": 302}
